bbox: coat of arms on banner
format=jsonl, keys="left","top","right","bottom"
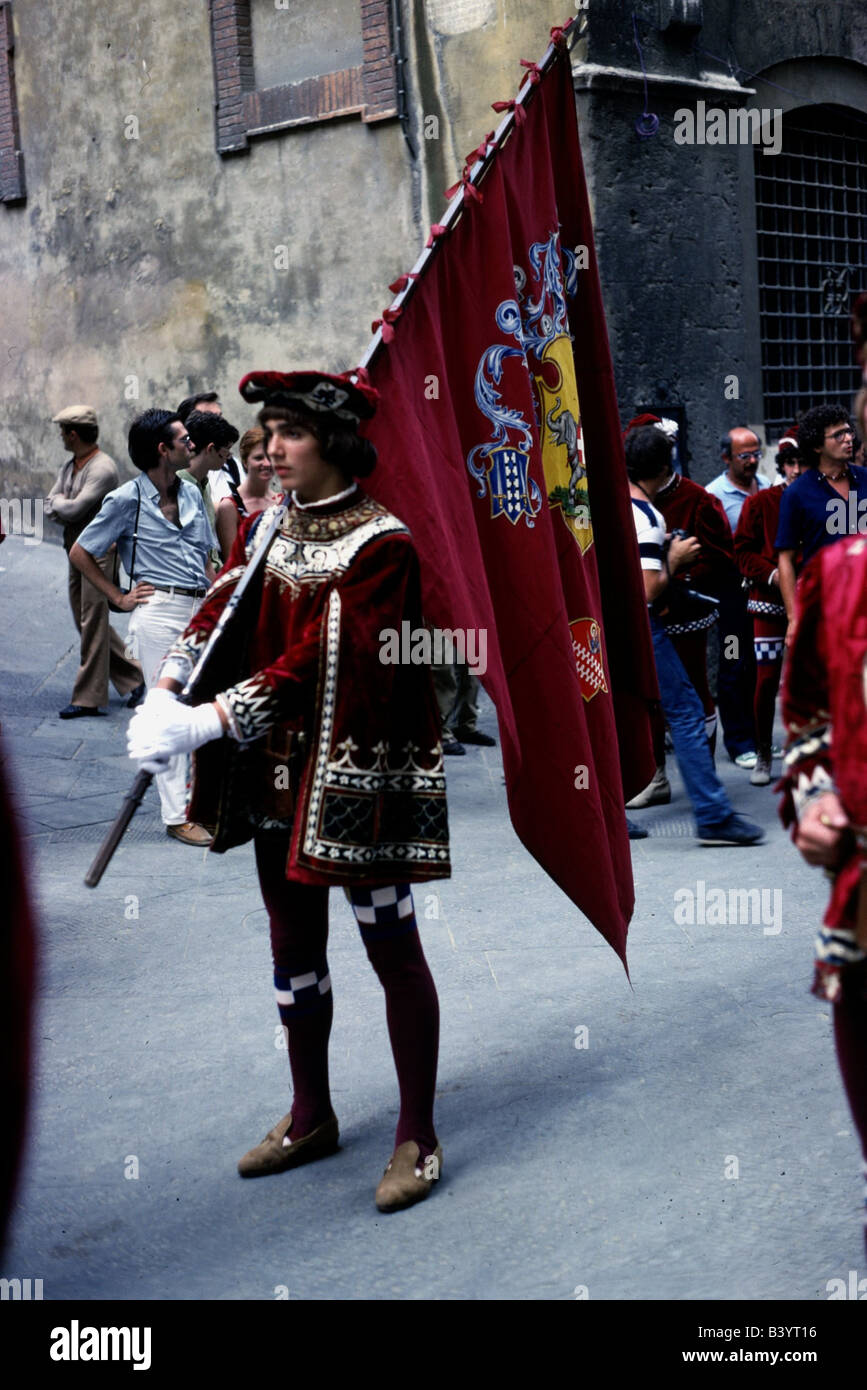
{"left": 467, "top": 333, "right": 543, "bottom": 526}
{"left": 516, "top": 233, "right": 594, "bottom": 556}
{"left": 570, "top": 617, "right": 607, "bottom": 703}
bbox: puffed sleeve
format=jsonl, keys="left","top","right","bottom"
{"left": 215, "top": 532, "right": 417, "bottom": 744}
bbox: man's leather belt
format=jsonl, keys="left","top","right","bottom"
{"left": 149, "top": 584, "right": 207, "bottom": 598}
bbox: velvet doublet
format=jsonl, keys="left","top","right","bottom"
{"left": 165, "top": 491, "right": 451, "bottom": 886}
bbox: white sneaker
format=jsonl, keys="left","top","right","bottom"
{"left": 734, "top": 751, "right": 758, "bottom": 769}
{"left": 750, "top": 754, "right": 771, "bottom": 786}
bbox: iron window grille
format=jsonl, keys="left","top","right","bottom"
{"left": 754, "top": 104, "right": 867, "bottom": 437}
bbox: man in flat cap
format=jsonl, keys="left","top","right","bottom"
{"left": 45, "top": 405, "right": 144, "bottom": 718}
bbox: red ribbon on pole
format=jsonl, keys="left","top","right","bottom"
{"left": 445, "top": 168, "right": 484, "bottom": 204}
{"left": 371, "top": 307, "right": 402, "bottom": 343}
{"left": 465, "top": 133, "right": 495, "bottom": 166}
{"left": 388, "top": 272, "right": 420, "bottom": 295}
{"left": 425, "top": 223, "right": 447, "bottom": 248}
{"left": 491, "top": 97, "right": 527, "bottom": 126}
{"left": 519, "top": 59, "right": 543, "bottom": 85}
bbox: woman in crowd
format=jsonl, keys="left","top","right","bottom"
{"left": 214, "top": 426, "right": 277, "bottom": 563}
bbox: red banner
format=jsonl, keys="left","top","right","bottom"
{"left": 364, "top": 36, "right": 656, "bottom": 962}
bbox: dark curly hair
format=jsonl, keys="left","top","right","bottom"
{"left": 774, "top": 443, "right": 802, "bottom": 476}
{"left": 258, "top": 405, "right": 377, "bottom": 479}
{"left": 798, "top": 404, "right": 852, "bottom": 464}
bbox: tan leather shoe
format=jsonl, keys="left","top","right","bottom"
{"left": 166, "top": 822, "right": 213, "bottom": 846}
{"left": 375, "top": 1141, "right": 443, "bottom": 1212}
{"left": 238, "top": 1110, "right": 339, "bottom": 1178}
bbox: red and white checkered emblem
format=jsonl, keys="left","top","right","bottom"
{"left": 569, "top": 617, "right": 608, "bottom": 703}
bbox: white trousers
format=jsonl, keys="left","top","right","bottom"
{"left": 126, "top": 590, "right": 202, "bottom": 826}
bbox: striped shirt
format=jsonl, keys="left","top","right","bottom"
{"left": 631, "top": 496, "right": 666, "bottom": 571}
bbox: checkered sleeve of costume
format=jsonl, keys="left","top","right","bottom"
{"left": 215, "top": 532, "right": 418, "bottom": 746}
{"left": 779, "top": 553, "right": 834, "bottom": 822}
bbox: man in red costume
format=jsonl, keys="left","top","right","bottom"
{"left": 734, "top": 430, "right": 803, "bottom": 786}
{"left": 127, "top": 370, "right": 450, "bottom": 1214}
{"left": 780, "top": 534, "right": 867, "bottom": 1256}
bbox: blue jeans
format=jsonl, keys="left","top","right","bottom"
{"left": 650, "top": 615, "right": 733, "bottom": 830}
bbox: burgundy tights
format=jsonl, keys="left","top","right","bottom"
{"left": 751, "top": 616, "right": 786, "bottom": 753}
{"left": 254, "top": 832, "right": 440, "bottom": 1158}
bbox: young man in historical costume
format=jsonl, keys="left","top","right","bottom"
{"left": 126, "top": 370, "right": 450, "bottom": 1212}
{"left": 779, "top": 533, "right": 867, "bottom": 1256}
{"left": 734, "top": 430, "right": 803, "bottom": 786}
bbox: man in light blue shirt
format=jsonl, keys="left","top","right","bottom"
{"left": 705, "top": 426, "right": 769, "bottom": 767}
{"left": 705, "top": 426, "right": 770, "bottom": 531}
{"left": 70, "top": 409, "right": 218, "bottom": 844}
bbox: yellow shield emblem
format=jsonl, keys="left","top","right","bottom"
{"left": 534, "top": 334, "right": 594, "bottom": 555}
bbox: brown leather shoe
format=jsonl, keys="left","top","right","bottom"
{"left": 375, "top": 1141, "right": 443, "bottom": 1212}
{"left": 166, "top": 822, "right": 213, "bottom": 846}
{"left": 238, "top": 1110, "right": 339, "bottom": 1178}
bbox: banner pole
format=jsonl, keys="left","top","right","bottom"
{"left": 357, "top": 15, "right": 580, "bottom": 375}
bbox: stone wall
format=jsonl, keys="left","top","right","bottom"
{"left": 1, "top": 0, "right": 564, "bottom": 500}
{"left": 574, "top": 0, "right": 867, "bottom": 480}
{"left": 6, "top": 0, "right": 861, "bottom": 503}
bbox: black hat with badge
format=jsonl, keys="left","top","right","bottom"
{"left": 238, "top": 370, "right": 379, "bottom": 424}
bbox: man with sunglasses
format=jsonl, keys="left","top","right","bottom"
{"left": 776, "top": 404, "right": 867, "bottom": 645}
{"left": 69, "top": 410, "right": 218, "bottom": 845}
{"left": 706, "top": 427, "right": 769, "bottom": 531}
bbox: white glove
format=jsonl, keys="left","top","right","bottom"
{"left": 139, "top": 686, "right": 179, "bottom": 717}
{"left": 127, "top": 700, "right": 224, "bottom": 773}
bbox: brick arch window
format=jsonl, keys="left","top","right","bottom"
{"left": 755, "top": 104, "right": 867, "bottom": 435}
{"left": 0, "top": 2, "right": 25, "bottom": 203}
{"left": 209, "top": 0, "right": 398, "bottom": 155}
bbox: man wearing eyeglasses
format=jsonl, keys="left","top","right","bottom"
{"left": 69, "top": 409, "right": 218, "bottom": 845}
{"left": 706, "top": 427, "right": 770, "bottom": 530}
{"left": 706, "top": 428, "right": 770, "bottom": 768}
{"left": 776, "top": 404, "right": 867, "bottom": 645}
